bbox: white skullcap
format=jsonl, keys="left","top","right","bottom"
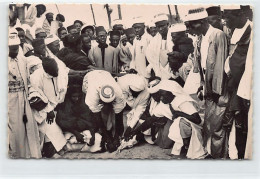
{"left": 221, "top": 5, "right": 241, "bottom": 11}
{"left": 148, "top": 80, "right": 185, "bottom": 97}
{"left": 184, "top": 7, "right": 208, "bottom": 22}
{"left": 132, "top": 16, "right": 145, "bottom": 25}
{"left": 8, "top": 29, "right": 20, "bottom": 46}
{"left": 154, "top": 14, "right": 169, "bottom": 23}
{"left": 112, "top": 19, "right": 124, "bottom": 27}
{"left": 128, "top": 74, "right": 146, "bottom": 92}
{"left": 169, "top": 23, "right": 186, "bottom": 33}
{"left": 99, "top": 85, "right": 115, "bottom": 103}
{"left": 45, "top": 34, "right": 60, "bottom": 45}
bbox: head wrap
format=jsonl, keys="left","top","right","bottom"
{"left": 35, "top": 27, "right": 45, "bottom": 36}
{"left": 95, "top": 26, "right": 107, "bottom": 35}
{"left": 132, "top": 16, "right": 145, "bottom": 25}
{"left": 124, "top": 28, "right": 135, "bottom": 36}
{"left": 45, "top": 12, "right": 54, "bottom": 17}
{"left": 128, "top": 74, "right": 146, "bottom": 92}
{"left": 100, "top": 85, "right": 115, "bottom": 103}
{"left": 110, "top": 30, "right": 121, "bottom": 37}
{"left": 45, "top": 34, "right": 60, "bottom": 45}
{"left": 168, "top": 23, "right": 186, "bottom": 33}
{"left": 112, "top": 19, "right": 124, "bottom": 27}
{"left": 67, "top": 25, "right": 77, "bottom": 32}
{"left": 154, "top": 14, "right": 169, "bottom": 24}
{"left": 32, "top": 38, "right": 45, "bottom": 48}
{"left": 184, "top": 7, "right": 208, "bottom": 22}
{"left": 81, "top": 24, "right": 95, "bottom": 34}
{"left": 8, "top": 29, "right": 20, "bottom": 46}
{"left": 42, "top": 57, "right": 58, "bottom": 75}
{"left": 206, "top": 6, "right": 221, "bottom": 16}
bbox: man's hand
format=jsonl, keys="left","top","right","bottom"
{"left": 197, "top": 86, "right": 204, "bottom": 101}
{"left": 46, "top": 111, "right": 55, "bottom": 125}
{"left": 76, "top": 134, "right": 85, "bottom": 143}
{"left": 123, "top": 126, "right": 133, "bottom": 140}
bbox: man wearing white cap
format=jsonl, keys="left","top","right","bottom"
{"left": 35, "top": 27, "right": 47, "bottom": 39}
{"left": 147, "top": 20, "right": 158, "bottom": 37}
{"left": 222, "top": 5, "right": 253, "bottom": 159}
{"left": 42, "top": 12, "right": 54, "bottom": 36}
{"left": 82, "top": 70, "right": 126, "bottom": 152}
{"left": 45, "top": 34, "right": 61, "bottom": 55}
{"left": 146, "top": 14, "right": 173, "bottom": 80}
{"left": 117, "top": 74, "right": 150, "bottom": 135}
{"left": 184, "top": 7, "right": 228, "bottom": 159}
{"left": 15, "top": 27, "right": 34, "bottom": 57}
{"left": 8, "top": 29, "right": 41, "bottom": 158}
{"left": 129, "top": 16, "right": 151, "bottom": 77}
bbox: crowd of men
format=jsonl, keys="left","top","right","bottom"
{"left": 8, "top": 4, "right": 253, "bottom": 159}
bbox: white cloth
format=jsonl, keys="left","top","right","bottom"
{"left": 130, "top": 33, "right": 150, "bottom": 76}
{"left": 145, "top": 32, "right": 173, "bottom": 79}
{"left": 201, "top": 25, "right": 214, "bottom": 70}
{"left": 83, "top": 70, "right": 125, "bottom": 113}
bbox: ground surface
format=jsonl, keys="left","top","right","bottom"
{"left": 62, "top": 143, "right": 176, "bottom": 159}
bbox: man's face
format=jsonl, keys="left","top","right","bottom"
{"left": 155, "top": 21, "right": 168, "bottom": 37}
{"left": 149, "top": 27, "right": 158, "bottom": 37}
{"left": 85, "top": 28, "right": 94, "bottom": 38}
{"left": 9, "top": 45, "right": 19, "bottom": 58}
{"left": 185, "top": 20, "right": 203, "bottom": 36}
{"left": 34, "top": 44, "right": 46, "bottom": 56}
{"left": 113, "top": 25, "right": 124, "bottom": 35}
{"left": 74, "top": 23, "right": 82, "bottom": 33}
{"left": 36, "top": 32, "right": 47, "bottom": 39}
{"left": 207, "top": 15, "right": 222, "bottom": 30}
{"left": 132, "top": 23, "right": 145, "bottom": 37}
{"left": 17, "top": 30, "right": 26, "bottom": 44}
{"left": 82, "top": 36, "right": 91, "bottom": 50}
{"left": 71, "top": 92, "right": 81, "bottom": 104}
{"left": 59, "top": 29, "right": 67, "bottom": 40}
{"left": 46, "top": 14, "right": 53, "bottom": 23}
{"left": 223, "top": 11, "right": 241, "bottom": 30}
{"left": 47, "top": 40, "right": 60, "bottom": 55}
{"left": 69, "top": 28, "right": 78, "bottom": 35}
{"left": 97, "top": 31, "right": 107, "bottom": 44}
{"left": 110, "top": 35, "right": 120, "bottom": 48}
{"left": 171, "top": 32, "right": 185, "bottom": 44}
{"left": 127, "top": 33, "right": 135, "bottom": 45}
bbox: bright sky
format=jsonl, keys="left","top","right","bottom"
{"left": 38, "top": 4, "right": 198, "bottom": 29}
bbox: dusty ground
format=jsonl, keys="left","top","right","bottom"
{"left": 62, "top": 143, "right": 176, "bottom": 159}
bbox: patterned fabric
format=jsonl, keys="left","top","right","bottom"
{"left": 8, "top": 80, "right": 25, "bottom": 93}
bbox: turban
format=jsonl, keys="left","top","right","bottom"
{"left": 110, "top": 30, "right": 121, "bottom": 37}
{"left": 206, "top": 6, "right": 221, "bottom": 16}
{"left": 35, "top": 27, "right": 45, "bottom": 36}
{"left": 132, "top": 16, "right": 145, "bottom": 25}
{"left": 67, "top": 25, "right": 76, "bottom": 32}
{"left": 66, "top": 34, "right": 81, "bottom": 47}
{"left": 128, "top": 74, "right": 146, "bottom": 92}
{"left": 95, "top": 26, "right": 106, "bottom": 35}
{"left": 81, "top": 24, "right": 95, "bottom": 34}
{"left": 42, "top": 57, "right": 58, "bottom": 75}
{"left": 8, "top": 29, "right": 20, "bottom": 46}
{"left": 112, "top": 19, "right": 124, "bottom": 27}
{"left": 147, "top": 80, "right": 185, "bottom": 97}
{"left": 100, "top": 85, "right": 115, "bottom": 103}
{"left": 184, "top": 7, "right": 208, "bottom": 22}
{"left": 45, "top": 34, "right": 60, "bottom": 45}
{"left": 124, "top": 28, "right": 135, "bottom": 36}
{"left": 154, "top": 14, "right": 168, "bottom": 24}
{"left": 32, "top": 38, "right": 45, "bottom": 48}
{"left": 168, "top": 23, "right": 186, "bottom": 33}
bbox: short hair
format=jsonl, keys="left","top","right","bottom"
{"left": 35, "top": 4, "right": 46, "bottom": 12}
{"left": 58, "top": 27, "right": 67, "bottom": 35}
{"left": 74, "top": 20, "right": 83, "bottom": 26}
{"left": 56, "top": 14, "right": 65, "bottom": 22}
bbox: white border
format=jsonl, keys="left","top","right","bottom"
{"left": 1, "top": 0, "right": 260, "bottom": 178}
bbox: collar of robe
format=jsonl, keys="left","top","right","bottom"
{"left": 98, "top": 43, "right": 108, "bottom": 48}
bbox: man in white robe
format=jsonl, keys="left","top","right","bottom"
{"left": 146, "top": 14, "right": 173, "bottom": 80}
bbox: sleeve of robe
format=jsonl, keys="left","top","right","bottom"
{"left": 208, "top": 31, "right": 228, "bottom": 95}
{"left": 88, "top": 47, "right": 96, "bottom": 66}
{"left": 24, "top": 5, "right": 37, "bottom": 27}
{"left": 84, "top": 83, "right": 102, "bottom": 113}
{"left": 128, "top": 90, "right": 150, "bottom": 128}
